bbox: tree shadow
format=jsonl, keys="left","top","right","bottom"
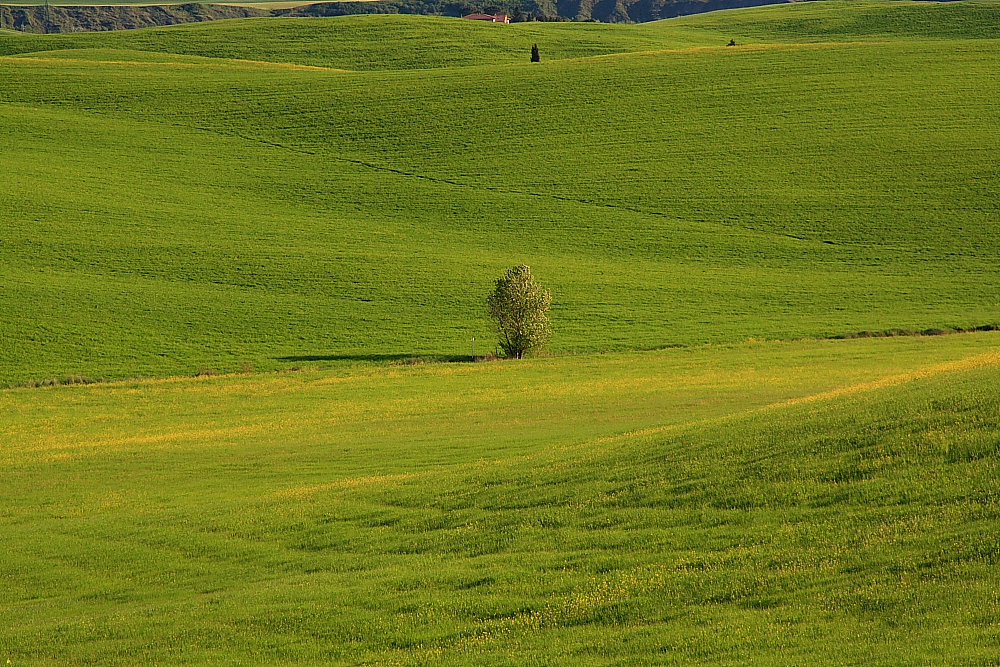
{"left": 276, "top": 353, "right": 476, "bottom": 364}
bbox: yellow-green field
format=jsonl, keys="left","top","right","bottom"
{"left": 3, "top": 334, "right": 1000, "bottom": 664}
{"left": 3, "top": 2, "right": 1000, "bottom": 664}
{"left": 7, "top": 334, "right": 997, "bottom": 470}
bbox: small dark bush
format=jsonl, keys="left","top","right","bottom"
{"left": 25, "top": 375, "right": 103, "bottom": 388}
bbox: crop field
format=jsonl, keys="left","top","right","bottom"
{"left": 2, "top": 2, "right": 1000, "bottom": 664}
{"left": 2, "top": 333, "right": 1000, "bottom": 665}
{"left": 0, "top": 1, "right": 997, "bottom": 384}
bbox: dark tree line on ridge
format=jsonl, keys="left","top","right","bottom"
{"left": 0, "top": 0, "right": 795, "bottom": 33}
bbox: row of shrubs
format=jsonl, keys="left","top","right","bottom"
{"left": 7, "top": 363, "right": 256, "bottom": 389}
{"left": 24, "top": 374, "right": 105, "bottom": 388}
{"left": 832, "top": 324, "right": 1000, "bottom": 340}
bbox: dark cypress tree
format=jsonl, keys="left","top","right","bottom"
{"left": 530, "top": 43, "right": 540, "bottom": 62}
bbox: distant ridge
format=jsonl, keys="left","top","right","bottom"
{"left": 280, "top": 0, "right": 799, "bottom": 24}
{"left": 0, "top": 0, "right": 797, "bottom": 31}
{"left": 0, "top": 3, "right": 267, "bottom": 33}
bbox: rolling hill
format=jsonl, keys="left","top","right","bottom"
{"left": 1, "top": 2, "right": 998, "bottom": 385}
{"left": 3, "top": 334, "right": 1000, "bottom": 664}
{"left": 2, "top": 3, "right": 1000, "bottom": 664}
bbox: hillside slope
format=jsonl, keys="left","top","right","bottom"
{"left": 0, "top": 12, "right": 722, "bottom": 65}
{"left": 0, "top": 2, "right": 998, "bottom": 384}
{"left": 0, "top": 3, "right": 268, "bottom": 34}
{"left": 3, "top": 2, "right": 999, "bottom": 67}
{"left": 2, "top": 335, "right": 999, "bottom": 664}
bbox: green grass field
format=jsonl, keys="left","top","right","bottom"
{"left": 3, "top": 3, "right": 1000, "bottom": 663}
{"left": 0, "top": 1, "right": 998, "bottom": 384}
{"left": 3, "top": 334, "right": 1000, "bottom": 664}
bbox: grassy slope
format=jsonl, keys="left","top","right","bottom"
{"left": 0, "top": 14, "right": 720, "bottom": 67}
{"left": 2, "top": 333, "right": 999, "bottom": 664}
{"left": 0, "top": 2, "right": 998, "bottom": 386}
{"left": 663, "top": 0, "right": 1000, "bottom": 41}
{"left": 3, "top": 5, "right": 999, "bottom": 663}
{"left": 4, "top": 2, "right": 997, "bottom": 68}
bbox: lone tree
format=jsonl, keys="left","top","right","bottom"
{"left": 530, "top": 43, "right": 540, "bottom": 62}
{"left": 487, "top": 265, "right": 552, "bottom": 359}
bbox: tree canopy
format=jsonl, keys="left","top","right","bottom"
{"left": 486, "top": 265, "right": 552, "bottom": 359}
